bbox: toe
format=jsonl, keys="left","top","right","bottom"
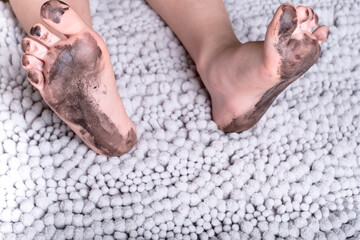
{"left": 310, "top": 13, "right": 319, "bottom": 30}
{"left": 313, "top": 25, "right": 330, "bottom": 44}
{"left": 40, "top": 0, "right": 89, "bottom": 36}
{"left": 307, "top": 7, "right": 315, "bottom": 21}
{"left": 22, "top": 37, "right": 48, "bottom": 60}
{"left": 277, "top": 4, "right": 298, "bottom": 38}
{"left": 296, "top": 6, "right": 310, "bottom": 24}
{"left": 264, "top": 3, "right": 298, "bottom": 69}
{"left": 30, "top": 23, "right": 61, "bottom": 48}
{"left": 266, "top": 3, "right": 298, "bottom": 44}
{"left": 21, "top": 54, "right": 44, "bottom": 71}
{"left": 27, "top": 69, "right": 45, "bottom": 90}
{"left": 300, "top": 7, "right": 318, "bottom": 31}
{"left": 306, "top": 7, "right": 318, "bottom": 30}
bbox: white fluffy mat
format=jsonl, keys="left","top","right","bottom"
{"left": 1, "top": 0, "right": 360, "bottom": 239}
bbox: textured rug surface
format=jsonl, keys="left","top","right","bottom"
{"left": 0, "top": 0, "right": 360, "bottom": 239}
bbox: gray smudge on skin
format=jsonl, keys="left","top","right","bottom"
{"left": 43, "top": 32, "right": 136, "bottom": 156}
{"left": 28, "top": 71, "right": 39, "bottom": 84}
{"left": 30, "top": 25, "right": 41, "bottom": 37}
{"left": 223, "top": 4, "right": 322, "bottom": 133}
{"left": 40, "top": 0, "right": 69, "bottom": 23}
{"left": 21, "top": 39, "right": 31, "bottom": 52}
{"left": 22, "top": 56, "right": 29, "bottom": 66}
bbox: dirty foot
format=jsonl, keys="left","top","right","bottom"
{"left": 199, "top": 4, "right": 329, "bottom": 132}
{"left": 21, "top": 0, "right": 137, "bottom": 156}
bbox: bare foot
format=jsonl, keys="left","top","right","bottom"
{"left": 198, "top": 4, "right": 329, "bottom": 133}
{"left": 21, "top": 0, "right": 137, "bottom": 157}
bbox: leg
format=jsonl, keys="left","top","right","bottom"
{"left": 9, "top": 0, "right": 92, "bottom": 36}
{"left": 146, "top": 0, "right": 329, "bottom": 132}
{"left": 13, "top": 0, "right": 137, "bottom": 156}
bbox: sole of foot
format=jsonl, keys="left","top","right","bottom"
{"left": 200, "top": 3, "right": 329, "bottom": 133}
{"left": 21, "top": 0, "right": 137, "bottom": 157}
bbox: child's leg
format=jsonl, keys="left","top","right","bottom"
{"left": 146, "top": 0, "right": 329, "bottom": 132}
{"left": 9, "top": 0, "right": 91, "bottom": 36}
{"left": 11, "top": 0, "right": 137, "bottom": 156}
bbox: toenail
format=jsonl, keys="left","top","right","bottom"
{"left": 28, "top": 71, "right": 39, "bottom": 84}
{"left": 30, "top": 26, "right": 41, "bottom": 37}
{"left": 41, "top": 0, "right": 70, "bottom": 24}
{"left": 21, "top": 40, "right": 30, "bottom": 52}
{"left": 21, "top": 56, "right": 29, "bottom": 66}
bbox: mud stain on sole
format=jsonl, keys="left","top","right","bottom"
{"left": 222, "top": 5, "right": 321, "bottom": 133}
{"left": 44, "top": 32, "right": 136, "bottom": 156}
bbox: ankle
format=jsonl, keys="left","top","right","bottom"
{"left": 197, "top": 39, "right": 238, "bottom": 75}
{"left": 196, "top": 40, "right": 241, "bottom": 93}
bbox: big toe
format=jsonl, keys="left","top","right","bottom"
{"left": 264, "top": 3, "right": 298, "bottom": 71}
{"left": 266, "top": 3, "right": 298, "bottom": 44}
{"left": 40, "top": 0, "right": 89, "bottom": 36}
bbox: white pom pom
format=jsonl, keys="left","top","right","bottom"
{"left": 20, "top": 198, "right": 34, "bottom": 213}
{"left": 53, "top": 213, "right": 65, "bottom": 228}
{"left": 300, "top": 227, "right": 314, "bottom": 239}
{"left": 35, "top": 195, "right": 52, "bottom": 210}
{"left": 319, "top": 218, "right": 332, "bottom": 232}
{"left": 303, "top": 150, "right": 316, "bottom": 165}
{"left": 110, "top": 196, "right": 122, "bottom": 207}
{"left": 59, "top": 200, "right": 73, "bottom": 212}
{"left": 0, "top": 208, "right": 11, "bottom": 222}
{"left": 73, "top": 200, "right": 84, "bottom": 213}
{"left": 33, "top": 219, "right": 45, "bottom": 232}
{"left": 27, "top": 145, "right": 41, "bottom": 157}
{"left": 3, "top": 139, "right": 16, "bottom": 155}
{"left": 30, "top": 166, "right": 43, "bottom": 180}
{"left": 69, "top": 168, "right": 84, "bottom": 181}
{"left": 0, "top": 222, "right": 12, "bottom": 233}
{"left": 241, "top": 221, "right": 253, "bottom": 234}
{"left": 21, "top": 213, "right": 35, "bottom": 227}
{"left": 31, "top": 117, "right": 46, "bottom": 131}
{"left": 43, "top": 213, "right": 55, "bottom": 226}
{"left": 143, "top": 218, "right": 155, "bottom": 230}
{"left": 53, "top": 167, "right": 67, "bottom": 181}
{"left": 13, "top": 222, "right": 25, "bottom": 233}
{"left": 89, "top": 188, "right": 103, "bottom": 204}
{"left": 250, "top": 192, "right": 264, "bottom": 206}
{"left": 340, "top": 223, "right": 355, "bottom": 237}
{"left": 88, "top": 164, "right": 101, "bottom": 176}
{"left": 205, "top": 195, "right": 217, "bottom": 208}
{"left": 83, "top": 227, "right": 94, "bottom": 239}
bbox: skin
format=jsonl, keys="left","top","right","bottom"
{"left": 40, "top": 0, "right": 69, "bottom": 24}
{"left": 222, "top": 5, "right": 323, "bottom": 133}
{"left": 146, "top": 0, "right": 329, "bottom": 133}
{"left": 17, "top": 0, "right": 137, "bottom": 156}
{"left": 28, "top": 71, "right": 40, "bottom": 84}
{"left": 13, "top": 0, "right": 329, "bottom": 155}
{"left": 41, "top": 32, "right": 136, "bottom": 156}
{"left": 30, "top": 26, "right": 42, "bottom": 37}
{"left": 9, "top": 0, "right": 91, "bottom": 36}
